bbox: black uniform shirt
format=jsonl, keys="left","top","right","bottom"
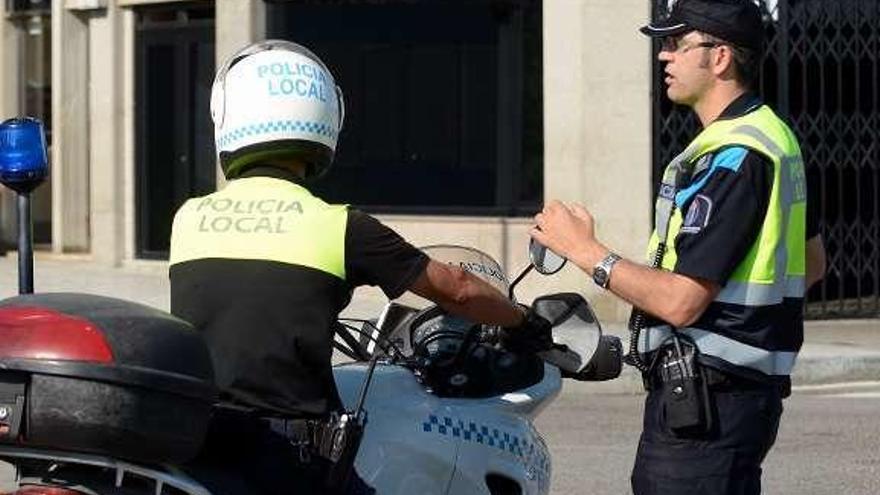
{"left": 170, "top": 167, "right": 428, "bottom": 417}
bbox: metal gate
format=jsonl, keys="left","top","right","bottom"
{"left": 651, "top": 0, "right": 880, "bottom": 319}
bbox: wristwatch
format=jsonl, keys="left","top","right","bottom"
{"left": 592, "top": 252, "right": 622, "bottom": 289}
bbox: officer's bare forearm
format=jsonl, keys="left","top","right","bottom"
{"left": 607, "top": 259, "right": 717, "bottom": 327}
{"left": 569, "top": 244, "right": 717, "bottom": 327}
{"left": 408, "top": 260, "right": 524, "bottom": 327}
{"left": 436, "top": 276, "right": 525, "bottom": 327}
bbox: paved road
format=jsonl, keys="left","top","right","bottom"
{"left": 0, "top": 383, "right": 876, "bottom": 494}
{"left": 537, "top": 381, "right": 880, "bottom": 495}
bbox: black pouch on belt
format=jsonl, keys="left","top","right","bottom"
{"left": 656, "top": 334, "right": 712, "bottom": 435}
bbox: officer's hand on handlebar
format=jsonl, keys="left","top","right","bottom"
{"left": 501, "top": 306, "right": 553, "bottom": 353}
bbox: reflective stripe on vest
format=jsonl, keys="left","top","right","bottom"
{"left": 638, "top": 325, "right": 797, "bottom": 376}
{"left": 714, "top": 276, "right": 804, "bottom": 305}
{"left": 170, "top": 177, "right": 348, "bottom": 279}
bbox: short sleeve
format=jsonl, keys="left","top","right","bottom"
{"left": 345, "top": 210, "right": 429, "bottom": 299}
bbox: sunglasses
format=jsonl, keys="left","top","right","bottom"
{"left": 661, "top": 37, "right": 722, "bottom": 53}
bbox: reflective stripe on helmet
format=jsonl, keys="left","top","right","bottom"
{"left": 216, "top": 120, "right": 338, "bottom": 149}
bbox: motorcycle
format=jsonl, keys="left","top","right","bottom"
{"left": 0, "top": 241, "right": 622, "bottom": 495}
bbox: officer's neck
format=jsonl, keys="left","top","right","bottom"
{"left": 239, "top": 163, "right": 307, "bottom": 184}
{"left": 693, "top": 83, "right": 747, "bottom": 128}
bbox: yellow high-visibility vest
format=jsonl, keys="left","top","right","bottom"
{"left": 170, "top": 177, "right": 347, "bottom": 280}
{"left": 640, "top": 105, "right": 806, "bottom": 377}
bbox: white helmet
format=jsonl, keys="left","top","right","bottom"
{"left": 210, "top": 40, "right": 345, "bottom": 180}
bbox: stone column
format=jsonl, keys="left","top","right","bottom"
{"left": 51, "top": 3, "right": 91, "bottom": 253}
{"left": 543, "top": 0, "right": 653, "bottom": 322}
{"left": 88, "top": 3, "right": 126, "bottom": 265}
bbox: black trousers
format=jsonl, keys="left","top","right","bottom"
{"left": 631, "top": 383, "right": 783, "bottom": 495}
{"left": 184, "top": 411, "right": 375, "bottom": 495}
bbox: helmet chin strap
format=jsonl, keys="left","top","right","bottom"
{"left": 238, "top": 158, "right": 308, "bottom": 180}
{"left": 277, "top": 159, "right": 308, "bottom": 179}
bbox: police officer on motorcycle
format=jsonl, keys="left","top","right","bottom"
{"left": 169, "top": 40, "right": 543, "bottom": 494}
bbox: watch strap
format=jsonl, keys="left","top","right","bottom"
{"left": 593, "top": 252, "right": 622, "bottom": 289}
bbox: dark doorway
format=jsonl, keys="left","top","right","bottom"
{"left": 135, "top": 4, "right": 215, "bottom": 258}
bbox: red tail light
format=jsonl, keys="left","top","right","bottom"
{"left": 0, "top": 307, "right": 113, "bottom": 363}
{"left": 7, "top": 487, "right": 87, "bottom": 495}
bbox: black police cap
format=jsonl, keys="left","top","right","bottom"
{"left": 640, "top": 0, "right": 764, "bottom": 51}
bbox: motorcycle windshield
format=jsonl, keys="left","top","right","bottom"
{"left": 393, "top": 245, "right": 510, "bottom": 310}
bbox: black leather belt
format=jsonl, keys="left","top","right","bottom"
{"left": 213, "top": 403, "right": 328, "bottom": 450}
{"left": 643, "top": 365, "right": 777, "bottom": 393}
{"left": 702, "top": 367, "right": 776, "bottom": 391}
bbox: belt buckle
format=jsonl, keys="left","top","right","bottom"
{"left": 295, "top": 438, "right": 312, "bottom": 463}
{"left": 286, "top": 418, "right": 314, "bottom": 463}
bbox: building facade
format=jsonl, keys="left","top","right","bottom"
{"left": 0, "top": 0, "right": 759, "bottom": 323}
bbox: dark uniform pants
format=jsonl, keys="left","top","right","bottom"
{"left": 184, "top": 410, "right": 375, "bottom": 495}
{"left": 631, "top": 383, "right": 783, "bottom": 495}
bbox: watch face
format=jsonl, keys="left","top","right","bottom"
{"left": 594, "top": 267, "right": 609, "bottom": 287}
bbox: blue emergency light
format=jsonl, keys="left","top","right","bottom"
{"left": 0, "top": 117, "right": 49, "bottom": 193}
{"left": 0, "top": 117, "right": 48, "bottom": 294}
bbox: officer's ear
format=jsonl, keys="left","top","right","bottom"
{"left": 711, "top": 44, "right": 737, "bottom": 81}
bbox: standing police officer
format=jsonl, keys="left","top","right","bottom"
{"left": 531, "top": 1, "right": 825, "bottom": 493}
{"left": 170, "top": 40, "right": 536, "bottom": 494}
